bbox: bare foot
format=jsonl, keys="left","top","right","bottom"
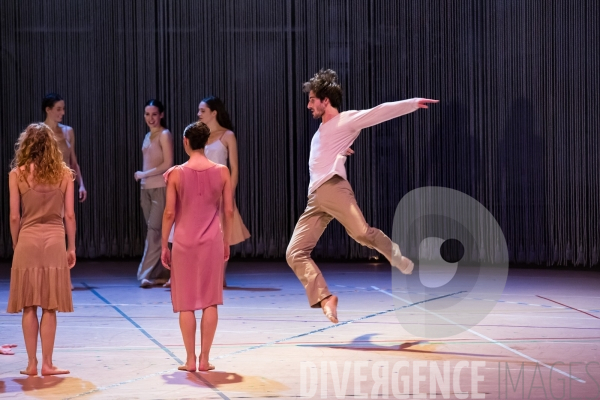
{"left": 391, "top": 243, "right": 414, "bottom": 274}
{"left": 321, "top": 295, "right": 339, "bottom": 323}
{"left": 20, "top": 362, "right": 37, "bottom": 376}
{"left": 1, "top": 344, "right": 17, "bottom": 355}
{"left": 178, "top": 364, "right": 197, "bottom": 372}
{"left": 178, "top": 357, "right": 197, "bottom": 372}
{"left": 41, "top": 365, "right": 70, "bottom": 376}
{"left": 19, "top": 364, "right": 37, "bottom": 376}
{"left": 198, "top": 362, "right": 215, "bottom": 371}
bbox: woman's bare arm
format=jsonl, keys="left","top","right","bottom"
{"left": 65, "top": 126, "right": 87, "bottom": 202}
{"left": 221, "top": 166, "right": 234, "bottom": 260}
{"left": 8, "top": 171, "right": 21, "bottom": 249}
{"left": 223, "top": 131, "right": 239, "bottom": 193}
{"left": 63, "top": 173, "right": 77, "bottom": 268}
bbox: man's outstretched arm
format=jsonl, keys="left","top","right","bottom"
{"left": 346, "top": 98, "right": 439, "bottom": 131}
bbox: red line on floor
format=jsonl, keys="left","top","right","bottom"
{"left": 536, "top": 295, "right": 600, "bottom": 320}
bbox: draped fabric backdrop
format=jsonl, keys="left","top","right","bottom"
{"left": 0, "top": 1, "right": 598, "bottom": 266}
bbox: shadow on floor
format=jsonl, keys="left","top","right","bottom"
{"left": 162, "top": 370, "right": 288, "bottom": 396}
{"left": 0, "top": 375, "right": 95, "bottom": 397}
{"left": 297, "top": 333, "right": 503, "bottom": 358}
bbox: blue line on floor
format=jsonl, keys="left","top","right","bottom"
{"left": 74, "top": 282, "right": 230, "bottom": 400}
{"left": 213, "top": 289, "right": 466, "bottom": 361}
{"left": 82, "top": 283, "right": 181, "bottom": 362}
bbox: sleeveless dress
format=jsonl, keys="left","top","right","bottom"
{"left": 164, "top": 165, "right": 225, "bottom": 312}
{"left": 204, "top": 138, "right": 251, "bottom": 245}
{"left": 7, "top": 172, "right": 73, "bottom": 313}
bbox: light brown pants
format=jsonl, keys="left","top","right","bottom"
{"left": 286, "top": 176, "right": 394, "bottom": 308}
{"left": 137, "top": 187, "right": 170, "bottom": 281}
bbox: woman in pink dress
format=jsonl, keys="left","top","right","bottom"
{"left": 160, "top": 121, "right": 233, "bottom": 372}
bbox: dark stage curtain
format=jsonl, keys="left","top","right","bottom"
{"left": 0, "top": 1, "right": 598, "bottom": 266}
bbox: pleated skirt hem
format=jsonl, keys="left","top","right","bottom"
{"left": 6, "top": 266, "right": 73, "bottom": 313}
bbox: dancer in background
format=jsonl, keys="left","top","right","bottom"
{"left": 7, "top": 123, "right": 77, "bottom": 375}
{"left": 198, "top": 96, "right": 250, "bottom": 286}
{"left": 42, "top": 93, "right": 87, "bottom": 202}
{"left": 286, "top": 69, "right": 438, "bottom": 323}
{"left": 134, "top": 99, "right": 174, "bottom": 288}
{"left": 161, "top": 121, "right": 233, "bottom": 372}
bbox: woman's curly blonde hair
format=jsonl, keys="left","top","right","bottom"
{"left": 11, "top": 123, "right": 74, "bottom": 185}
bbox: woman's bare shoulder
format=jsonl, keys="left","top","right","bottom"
{"left": 62, "top": 166, "right": 75, "bottom": 179}
{"left": 217, "top": 163, "right": 230, "bottom": 177}
{"left": 9, "top": 165, "right": 28, "bottom": 176}
{"left": 223, "top": 130, "right": 236, "bottom": 139}
{"left": 58, "top": 123, "right": 73, "bottom": 132}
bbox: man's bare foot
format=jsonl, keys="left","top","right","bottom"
{"left": 321, "top": 295, "right": 339, "bottom": 323}
{"left": 391, "top": 243, "right": 414, "bottom": 274}
{"left": 41, "top": 365, "right": 70, "bottom": 376}
{"left": 20, "top": 363, "right": 37, "bottom": 376}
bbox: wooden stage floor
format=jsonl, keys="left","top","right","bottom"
{"left": 1, "top": 260, "right": 599, "bottom": 399}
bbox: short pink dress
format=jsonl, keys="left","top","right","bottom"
{"left": 164, "top": 164, "right": 225, "bottom": 312}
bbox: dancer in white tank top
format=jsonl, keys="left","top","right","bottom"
{"left": 204, "top": 137, "right": 228, "bottom": 166}
{"left": 197, "top": 97, "right": 250, "bottom": 286}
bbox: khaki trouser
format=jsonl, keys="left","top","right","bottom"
{"left": 137, "top": 187, "right": 170, "bottom": 281}
{"left": 286, "top": 176, "right": 394, "bottom": 308}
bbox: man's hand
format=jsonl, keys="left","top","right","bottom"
{"left": 343, "top": 148, "right": 355, "bottom": 156}
{"left": 416, "top": 98, "right": 439, "bottom": 109}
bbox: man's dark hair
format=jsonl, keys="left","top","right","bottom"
{"left": 302, "top": 69, "right": 342, "bottom": 109}
{"left": 184, "top": 121, "right": 211, "bottom": 150}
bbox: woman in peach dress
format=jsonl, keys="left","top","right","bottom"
{"left": 7, "top": 123, "right": 76, "bottom": 376}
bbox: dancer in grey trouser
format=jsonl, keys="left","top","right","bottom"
{"left": 134, "top": 99, "right": 174, "bottom": 287}
{"left": 137, "top": 187, "right": 169, "bottom": 281}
